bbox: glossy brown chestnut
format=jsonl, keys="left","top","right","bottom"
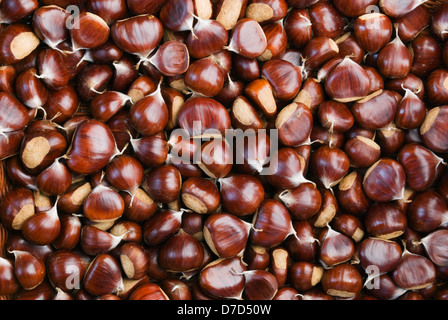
{"left": 309, "top": 1, "right": 346, "bottom": 40}
{"left": 204, "top": 212, "right": 251, "bottom": 258}
{"left": 362, "top": 158, "right": 406, "bottom": 202}
{"left": 184, "top": 56, "right": 226, "bottom": 97}
{"left": 398, "top": 143, "right": 445, "bottom": 192}
{"left": 344, "top": 136, "right": 381, "bottom": 169}
{"left": 261, "top": 58, "right": 302, "bottom": 101}
{"left": 21, "top": 200, "right": 61, "bottom": 245}
{"left": 407, "top": 190, "right": 448, "bottom": 233}
{"left": 83, "top": 254, "right": 124, "bottom": 296}
{"left": 324, "top": 56, "right": 370, "bottom": 103}
{"left": 46, "top": 250, "right": 89, "bottom": 292}
{"left": 302, "top": 36, "right": 339, "bottom": 71}
{"left": 308, "top": 145, "right": 350, "bottom": 190}
{"left": 250, "top": 199, "right": 295, "bottom": 248}
{"left": 317, "top": 101, "right": 354, "bottom": 133}
{"left": 177, "top": 96, "right": 231, "bottom": 137}
{"left": 83, "top": 183, "right": 125, "bottom": 224}
{"left": 12, "top": 250, "right": 46, "bottom": 290}
{"left": 181, "top": 177, "right": 220, "bottom": 214}
{"left": 143, "top": 209, "right": 183, "bottom": 246}
{"left": 71, "top": 12, "right": 110, "bottom": 50}
{"left": 227, "top": 18, "right": 267, "bottom": 59}
{"left": 321, "top": 263, "right": 363, "bottom": 298}
{"left": 392, "top": 250, "right": 436, "bottom": 290}
{"left": 158, "top": 228, "right": 204, "bottom": 273}
{"left": 289, "top": 261, "right": 323, "bottom": 292}
{"left": 275, "top": 102, "right": 312, "bottom": 147}
{"left": 244, "top": 78, "right": 277, "bottom": 117}
{"left": 354, "top": 13, "right": 392, "bottom": 54}
{"left": 332, "top": 213, "right": 365, "bottom": 243}
{"left": 0, "top": 23, "right": 40, "bottom": 65}
{"left": 351, "top": 89, "right": 398, "bottom": 130}
{"left": 242, "top": 269, "right": 278, "bottom": 300}
{"left": 66, "top": 120, "right": 117, "bottom": 175}
{"left": 111, "top": 14, "right": 163, "bottom": 62}
{"left": 283, "top": 8, "right": 312, "bottom": 49}
{"left": 0, "top": 257, "right": 19, "bottom": 295}
{"left": 318, "top": 226, "right": 355, "bottom": 267}
{"left": 420, "top": 106, "right": 448, "bottom": 153}
{"left": 198, "top": 257, "right": 247, "bottom": 299}
{"left": 266, "top": 147, "right": 310, "bottom": 190}
{"left": 364, "top": 202, "right": 407, "bottom": 239}
{"left": 336, "top": 171, "right": 371, "bottom": 216}
{"left": 0, "top": 187, "right": 35, "bottom": 231}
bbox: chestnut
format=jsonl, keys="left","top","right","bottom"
{"left": 242, "top": 269, "right": 278, "bottom": 300}
{"left": 283, "top": 8, "right": 312, "bottom": 49}
{"left": 362, "top": 158, "right": 406, "bottom": 202}
{"left": 336, "top": 171, "right": 371, "bottom": 216}
{"left": 392, "top": 250, "right": 436, "bottom": 290}
{"left": 0, "top": 187, "right": 35, "bottom": 231}
{"left": 0, "top": 257, "right": 19, "bottom": 296}
{"left": 289, "top": 261, "right": 323, "bottom": 292}
{"left": 184, "top": 55, "right": 226, "bottom": 97}
{"left": 158, "top": 228, "right": 204, "bottom": 273}
{"left": 354, "top": 13, "right": 392, "bottom": 54}
{"left": 324, "top": 56, "right": 370, "bottom": 103}
{"left": 275, "top": 102, "right": 313, "bottom": 148}
{"left": 11, "top": 250, "right": 46, "bottom": 290}
{"left": 227, "top": 18, "right": 267, "bottom": 59}
{"left": 83, "top": 182, "right": 125, "bottom": 225}
{"left": 278, "top": 182, "right": 321, "bottom": 220}
{"left": 407, "top": 190, "right": 448, "bottom": 233}
{"left": 198, "top": 257, "right": 247, "bottom": 299}
{"left": 46, "top": 250, "right": 89, "bottom": 292}
{"left": 420, "top": 105, "right": 448, "bottom": 153}
{"left": 261, "top": 58, "right": 302, "bottom": 101}
{"left": 364, "top": 202, "right": 407, "bottom": 239}
{"left": 0, "top": 24, "right": 40, "bottom": 65}
{"left": 203, "top": 212, "right": 252, "bottom": 258}
{"left": 66, "top": 120, "right": 118, "bottom": 175}
{"left": 71, "top": 12, "right": 110, "bottom": 50}
{"left": 309, "top": 1, "right": 346, "bottom": 40}
{"left": 318, "top": 225, "right": 355, "bottom": 267}
{"left": 250, "top": 199, "right": 295, "bottom": 248}
{"left": 83, "top": 254, "right": 124, "bottom": 296}
{"left": 181, "top": 177, "right": 220, "bottom": 214}
{"left": 21, "top": 199, "right": 61, "bottom": 245}
{"left": 308, "top": 145, "right": 350, "bottom": 190}
{"left": 177, "top": 96, "right": 231, "bottom": 137}
{"left": 321, "top": 263, "right": 363, "bottom": 298}
{"left": 376, "top": 29, "right": 412, "bottom": 79}
{"left": 111, "top": 14, "right": 163, "bottom": 62}
{"left": 186, "top": 17, "right": 228, "bottom": 59}
{"left": 332, "top": 213, "right": 365, "bottom": 243}
{"left": 398, "top": 143, "right": 445, "bottom": 192}
{"left": 266, "top": 147, "right": 310, "bottom": 190}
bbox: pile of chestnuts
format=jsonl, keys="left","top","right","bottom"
{"left": 0, "top": 0, "right": 448, "bottom": 301}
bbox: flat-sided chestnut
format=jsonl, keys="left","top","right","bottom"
{"left": 181, "top": 177, "right": 220, "bottom": 214}
{"left": 0, "top": 187, "right": 35, "bottom": 230}
{"left": 321, "top": 263, "right": 363, "bottom": 298}
{"left": 204, "top": 212, "right": 252, "bottom": 258}
{"left": 364, "top": 202, "right": 407, "bottom": 239}
{"left": 198, "top": 257, "right": 247, "bottom": 299}
{"left": 362, "top": 158, "right": 406, "bottom": 202}
{"left": 83, "top": 254, "right": 124, "bottom": 296}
